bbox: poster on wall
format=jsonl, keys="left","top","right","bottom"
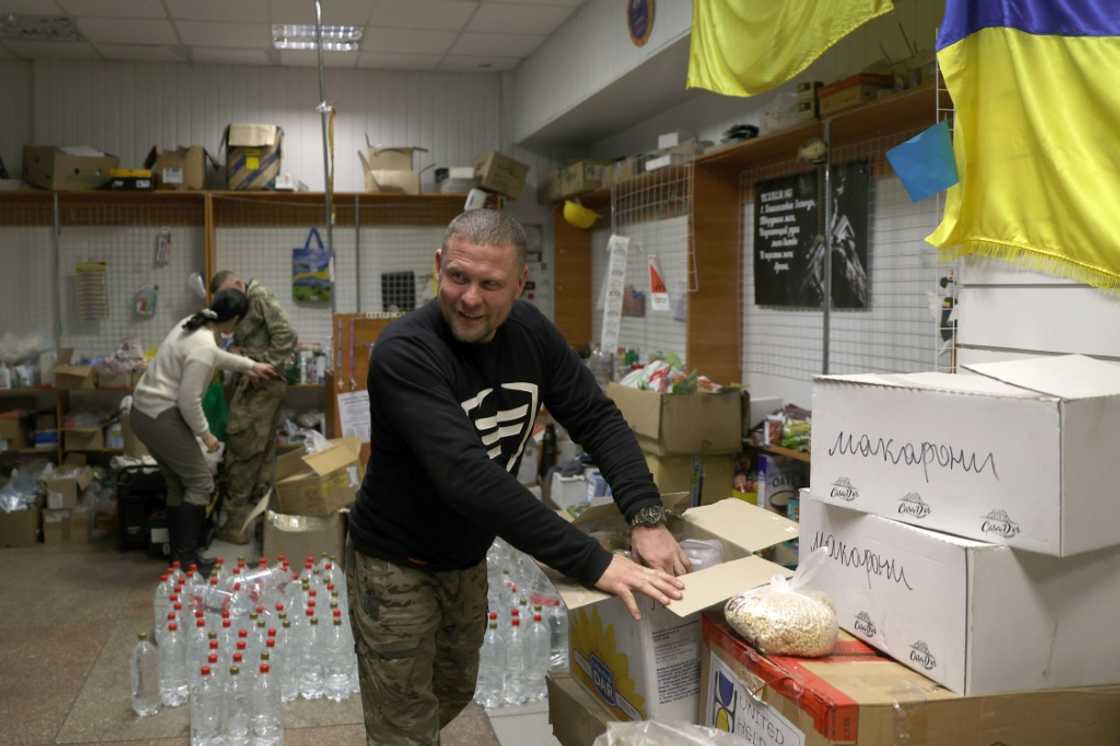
{"left": 753, "top": 160, "right": 869, "bottom": 309}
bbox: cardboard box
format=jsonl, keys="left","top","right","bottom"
{"left": 361, "top": 167, "right": 420, "bottom": 195}
{"left": 44, "top": 456, "right": 92, "bottom": 510}
{"left": 53, "top": 349, "right": 96, "bottom": 389}
{"left": 475, "top": 151, "right": 529, "bottom": 200}
{"left": 810, "top": 354, "right": 1120, "bottom": 556}
{"left": 0, "top": 410, "right": 28, "bottom": 451}
{"left": 64, "top": 429, "right": 104, "bottom": 452}
{"left": 558, "top": 161, "right": 607, "bottom": 199}
{"left": 43, "top": 508, "right": 92, "bottom": 545}
{"left": 273, "top": 437, "right": 362, "bottom": 515}
{"left": 361, "top": 144, "right": 425, "bottom": 172}
{"left": 644, "top": 453, "right": 734, "bottom": 506}
{"left": 0, "top": 501, "right": 41, "bottom": 547}
{"left": 818, "top": 73, "right": 895, "bottom": 116}
{"left": 223, "top": 123, "right": 283, "bottom": 190}
{"left": 800, "top": 495, "right": 1120, "bottom": 695}
{"left": 22, "top": 146, "right": 118, "bottom": 190}
{"left": 144, "top": 145, "right": 213, "bottom": 190}
{"left": 608, "top": 383, "right": 742, "bottom": 457}
{"left": 553, "top": 498, "right": 797, "bottom": 722}
{"left": 96, "top": 371, "right": 130, "bottom": 389}
{"left": 700, "top": 612, "right": 1120, "bottom": 746}
{"left": 263, "top": 509, "right": 346, "bottom": 566}
{"left": 657, "top": 131, "right": 693, "bottom": 149}
{"left": 547, "top": 673, "right": 615, "bottom": 746}
{"left": 606, "top": 157, "right": 639, "bottom": 187}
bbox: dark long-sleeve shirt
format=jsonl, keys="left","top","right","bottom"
{"left": 347, "top": 300, "right": 662, "bottom": 586}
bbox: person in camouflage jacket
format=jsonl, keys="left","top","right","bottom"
{"left": 209, "top": 270, "right": 297, "bottom": 543}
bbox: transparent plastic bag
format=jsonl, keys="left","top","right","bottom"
{"left": 592, "top": 721, "right": 750, "bottom": 746}
{"left": 679, "top": 538, "right": 723, "bottom": 572}
{"left": 723, "top": 546, "right": 838, "bottom": 658}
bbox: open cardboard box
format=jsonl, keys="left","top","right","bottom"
{"left": 273, "top": 437, "right": 362, "bottom": 515}
{"left": 44, "top": 454, "right": 92, "bottom": 510}
{"left": 810, "top": 354, "right": 1120, "bottom": 556}
{"left": 54, "top": 349, "right": 96, "bottom": 390}
{"left": 608, "top": 383, "right": 741, "bottom": 457}
{"left": 550, "top": 496, "right": 798, "bottom": 722}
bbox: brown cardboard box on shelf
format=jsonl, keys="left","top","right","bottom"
{"left": 96, "top": 371, "right": 131, "bottom": 389}
{"left": 54, "top": 349, "right": 96, "bottom": 390}
{"left": 818, "top": 73, "right": 895, "bottom": 116}
{"left": 262, "top": 509, "right": 347, "bottom": 567}
{"left": 554, "top": 498, "right": 797, "bottom": 722}
{"left": 699, "top": 612, "right": 1120, "bottom": 746}
{"left": 0, "top": 410, "right": 28, "bottom": 451}
{"left": 144, "top": 145, "right": 215, "bottom": 190}
{"left": 223, "top": 123, "right": 284, "bottom": 190}
{"left": 361, "top": 166, "right": 420, "bottom": 195}
{"left": 475, "top": 151, "right": 529, "bottom": 199}
{"left": 0, "top": 500, "right": 41, "bottom": 547}
{"left": 44, "top": 455, "right": 92, "bottom": 510}
{"left": 558, "top": 161, "right": 608, "bottom": 199}
{"left": 607, "top": 383, "right": 741, "bottom": 456}
{"left": 273, "top": 437, "right": 362, "bottom": 515}
{"left": 43, "top": 508, "right": 92, "bottom": 545}
{"left": 644, "top": 453, "right": 734, "bottom": 506}
{"left": 359, "top": 142, "right": 426, "bottom": 196}
{"left": 607, "top": 156, "right": 639, "bottom": 187}
{"left": 22, "top": 146, "right": 119, "bottom": 190}
{"left": 547, "top": 674, "right": 615, "bottom": 746}
{"left": 64, "top": 428, "right": 104, "bottom": 452}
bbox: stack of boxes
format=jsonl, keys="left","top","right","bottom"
{"left": 43, "top": 455, "right": 94, "bottom": 545}
{"left": 796, "top": 81, "right": 821, "bottom": 121}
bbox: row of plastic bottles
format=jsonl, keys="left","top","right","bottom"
{"left": 476, "top": 539, "right": 569, "bottom": 709}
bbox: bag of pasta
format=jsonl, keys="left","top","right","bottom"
{"left": 723, "top": 547, "right": 837, "bottom": 658}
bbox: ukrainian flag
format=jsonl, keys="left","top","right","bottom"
{"left": 928, "top": 1, "right": 1120, "bottom": 288}
{"left": 687, "top": 0, "right": 894, "bottom": 97}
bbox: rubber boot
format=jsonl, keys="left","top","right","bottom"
{"left": 173, "top": 503, "right": 215, "bottom": 578}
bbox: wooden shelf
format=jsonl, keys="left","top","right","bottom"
{"left": 697, "top": 121, "right": 822, "bottom": 173}
{"left": 754, "top": 443, "right": 811, "bottom": 464}
{"left": 0, "top": 387, "right": 58, "bottom": 397}
{"left": 829, "top": 83, "right": 936, "bottom": 145}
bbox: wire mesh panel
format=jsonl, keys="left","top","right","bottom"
{"left": 57, "top": 196, "right": 205, "bottom": 358}
{"left": 589, "top": 164, "right": 693, "bottom": 363}
{"left": 0, "top": 225, "right": 56, "bottom": 340}
{"left": 356, "top": 225, "right": 443, "bottom": 314}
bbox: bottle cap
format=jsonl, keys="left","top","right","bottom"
{"left": 512, "top": 619, "right": 520, "bottom": 627}
{"left": 209, "top": 578, "right": 218, "bottom": 586}
{"left": 167, "top": 612, "right": 176, "bottom": 621}
{"left": 196, "top": 619, "right": 205, "bottom": 628}
{"left": 268, "top": 628, "right": 277, "bottom": 637}
{"left": 210, "top": 640, "right": 219, "bottom": 649}
{"left": 233, "top": 652, "right": 243, "bottom": 663}
{"left": 309, "top": 589, "right": 317, "bottom": 597}
{"left": 201, "top": 665, "right": 211, "bottom": 676}
{"left": 260, "top": 663, "right": 270, "bottom": 674}
{"left": 168, "top": 622, "right": 178, "bottom": 632}
{"left": 275, "top": 603, "right": 284, "bottom": 612}
{"left": 261, "top": 651, "right": 271, "bottom": 662}
{"left": 256, "top": 606, "right": 265, "bottom": 614}
{"left": 173, "top": 603, "right": 182, "bottom": 612}
{"left": 327, "top": 583, "right": 335, "bottom": 592}
{"left": 306, "top": 609, "right": 314, "bottom": 617}
{"left": 137, "top": 632, "right": 148, "bottom": 641}
{"left": 222, "top": 619, "right": 231, "bottom": 628}
{"left": 159, "top": 573, "right": 169, "bottom": 582}
{"left": 236, "top": 641, "right": 246, "bottom": 651}
{"left": 333, "top": 609, "right": 342, "bottom": 618}
{"left": 511, "top": 608, "right": 519, "bottom": 617}
{"left": 325, "top": 563, "right": 333, "bottom": 570}
{"left": 208, "top": 654, "right": 218, "bottom": 664}
{"left": 488, "top": 611, "right": 497, "bottom": 620}
{"left": 266, "top": 639, "right": 275, "bottom": 649}
{"left": 238, "top": 629, "right": 248, "bottom": 638}
{"left": 230, "top": 666, "right": 240, "bottom": 676}
{"left": 171, "top": 560, "right": 181, "bottom": 569}
{"left": 233, "top": 582, "right": 241, "bottom": 590}
{"left": 169, "top": 594, "right": 179, "bottom": 603}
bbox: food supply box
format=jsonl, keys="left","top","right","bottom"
{"left": 608, "top": 383, "right": 741, "bottom": 457}
{"left": 810, "top": 354, "right": 1120, "bottom": 556}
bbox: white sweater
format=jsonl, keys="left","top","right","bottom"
{"left": 133, "top": 316, "right": 256, "bottom": 436}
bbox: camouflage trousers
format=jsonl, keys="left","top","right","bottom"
{"left": 346, "top": 540, "right": 488, "bottom": 746}
{"left": 221, "top": 376, "right": 286, "bottom": 507}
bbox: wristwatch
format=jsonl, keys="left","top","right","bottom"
{"left": 629, "top": 504, "right": 672, "bottom": 529}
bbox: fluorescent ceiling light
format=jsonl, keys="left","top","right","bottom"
{"left": 272, "top": 24, "right": 362, "bottom": 51}
{"left": 0, "top": 14, "right": 83, "bottom": 42}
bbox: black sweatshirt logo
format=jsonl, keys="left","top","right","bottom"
{"left": 461, "top": 382, "right": 539, "bottom": 472}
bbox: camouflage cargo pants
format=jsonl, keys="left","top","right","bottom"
{"left": 222, "top": 376, "right": 286, "bottom": 506}
{"left": 346, "top": 541, "right": 488, "bottom": 746}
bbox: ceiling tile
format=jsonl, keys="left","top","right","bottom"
{"left": 279, "top": 49, "right": 357, "bottom": 68}
{"left": 269, "top": 0, "right": 372, "bottom": 25}
{"left": 57, "top": 0, "right": 165, "bottom": 17}
{"left": 191, "top": 47, "right": 271, "bottom": 65}
{"left": 357, "top": 52, "right": 442, "bottom": 70}
{"left": 74, "top": 17, "right": 177, "bottom": 44}
{"left": 363, "top": 28, "right": 458, "bottom": 55}
{"left": 94, "top": 43, "right": 184, "bottom": 61}
{"left": 467, "top": 3, "right": 574, "bottom": 34}
{"left": 450, "top": 31, "right": 543, "bottom": 58}
{"left": 3, "top": 0, "right": 65, "bottom": 14}
{"left": 175, "top": 21, "right": 271, "bottom": 48}
{"left": 4, "top": 40, "right": 100, "bottom": 59}
{"left": 439, "top": 54, "right": 519, "bottom": 72}
{"left": 165, "top": 0, "right": 268, "bottom": 22}
{"left": 371, "top": 0, "right": 479, "bottom": 32}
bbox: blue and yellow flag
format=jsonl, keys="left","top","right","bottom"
{"left": 928, "top": 0, "right": 1120, "bottom": 288}
{"left": 687, "top": 0, "right": 894, "bottom": 97}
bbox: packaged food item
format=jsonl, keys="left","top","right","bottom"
{"left": 723, "top": 547, "right": 837, "bottom": 657}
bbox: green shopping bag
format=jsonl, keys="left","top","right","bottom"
{"left": 202, "top": 378, "right": 229, "bottom": 441}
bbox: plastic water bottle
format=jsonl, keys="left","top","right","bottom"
{"left": 504, "top": 618, "right": 529, "bottom": 706}
{"left": 188, "top": 619, "right": 208, "bottom": 671}
{"left": 322, "top": 615, "right": 351, "bottom": 702}
{"left": 526, "top": 612, "right": 550, "bottom": 702}
{"left": 476, "top": 613, "right": 505, "bottom": 709}
{"left": 223, "top": 664, "right": 250, "bottom": 746}
{"left": 251, "top": 663, "right": 282, "bottom": 745}
{"left": 279, "top": 620, "right": 299, "bottom": 704}
{"left": 548, "top": 601, "right": 570, "bottom": 672}
{"left": 190, "top": 665, "right": 221, "bottom": 746}
{"left": 153, "top": 573, "right": 173, "bottom": 632}
{"left": 159, "top": 623, "right": 189, "bottom": 707}
{"left": 131, "top": 632, "right": 161, "bottom": 717}
{"left": 300, "top": 614, "right": 324, "bottom": 700}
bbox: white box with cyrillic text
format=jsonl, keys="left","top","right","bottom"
{"left": 809, "top": 354, "right": 1120, "bottom": 556}
{"left": 800, "top": 495, "right": 1120, "bottom": 695}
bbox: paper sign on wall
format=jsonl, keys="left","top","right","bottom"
{"left": 336, "top": 390, "right": 371, "bottom": 443}
{"left": 600, "top": 234, "right": 630, "bottom": 353}
{"left": 648, "top": 255, "right": 670, "bottom": 311}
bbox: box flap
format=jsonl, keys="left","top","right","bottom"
{"left": 301, "top": 437, "right": 362, "bottom": 476}
{"left": 683, "top": 498, "right": 798, "bottom": 552}
{"left": 607, "top": 383, "right": 661, "bottom": 440}
{"left": 227, "top": 123, "right": 281, "bottom": 147}
{"left": 964, "top": 354, "right": 1120, "bottom": 400}
{"left": 817, "top": 370, "right": 1038, "bottom": 398}
{"left": 666, "top": 555, "right": 789, "bottom": 617}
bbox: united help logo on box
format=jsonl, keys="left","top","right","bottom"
{"left": 810, "top": 354, "right": 1120, "bottom": 557}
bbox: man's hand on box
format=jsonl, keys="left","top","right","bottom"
{"left": 631, "top": 524, "right": 692, "bottom": 577}
{"left": 593, "top": 553, "right": 685, "bottom": 621}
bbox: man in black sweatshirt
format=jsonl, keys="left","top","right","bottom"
{"left": 347, "top": 209, "right": 689, "bottom": 745}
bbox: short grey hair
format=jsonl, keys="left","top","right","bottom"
{"left": 443, "top": 209, "right": 528, "bottom": 267}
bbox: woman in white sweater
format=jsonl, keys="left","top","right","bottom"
{"left": 131, "top": 288, "right": 276, "bottom": 570}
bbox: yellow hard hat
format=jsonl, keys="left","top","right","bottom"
{"left": 563, "top": 200, "right": 599, "bottom": 229}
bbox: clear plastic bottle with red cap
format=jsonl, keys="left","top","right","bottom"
{"left": 525, "top": 611, "right": 551, "bottom": 702}
{"left": 222, "top": 655, "right": 250, "bottom": 746}
{"left": 322, "top": 611, "right": 351, "bottom": 702}
{"left": 299, "top": 613, "right": 324, "bottom": 700}
{"left": 503, "top": 617, "right": 529, "bottom": 706}
{"left": 475, "top": 612, "right": 505, "bottom": 709}
{"left": 190, "top": 664, "right": 221, "bottom": 745}
{"left": 278, "top": 619, "right": 299, "bottom": 703}
{"left": 153, "top": 572, "right": 173, "bottom": 633}
{"left": 251, "top": 662, "right": 282, "bottom": 744}
{"left": 131, "top": 632, "right": 160, "bottom": 717}
{"left": 159, "top": 622, "right": 189, "bottom": 707}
